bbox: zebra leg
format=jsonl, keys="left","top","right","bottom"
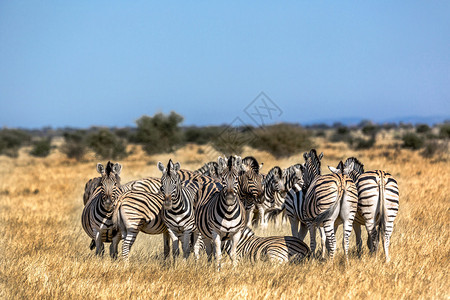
{"left": 181, "top": 231, "right": 191, "bottom": 260}
{"left": 323, "top": 220, "right": 337, "bottom": 259}
{"left": 258, "top": 206, "right": 267, "bottom": 229}
{"left": 308, "top": 224, "right": 317, "bottom": 257}
{"left": 110, "top": 234, "right": 120, "bottom": 259}
{"left": 122, "top": 229, "right": 138, "bottom": 260}
{"left": 204, "top": 238, "right": 213, "bottom": 262}
{"left": 229, "top": 231, "right": 242, "bottom": 267}
{"left": 94, "top": 230, "right": 105, "bottom": 256}
{"left": 169, "top": 230, "right": 180, "bottom": 260}
{"left": 364, "top": 220, "right": 377, "bottom": 254}
{"left": 318, "top": 226, "right": 326, "bottom": 259}
{"left": 383, "top": 228, "right": 393, "bottom": 262}
{"left": 289, "top": 216, "right": 299, "bottom": 238}
{"left": 163, "top": 231, "right": 170, "bottom": 260}
{"left": 353, "top": 223, "right": 362, "bottom": 255}
{"left": 246, "top": 208, "right": 254, "bottom": 228}
{"left": 298, "top": 222, "right": 308, "bottom": 241}
{"left": 192, "top": 231, "right": 201, "bottom": 260}
{"left": 341, "top": 220, "right": 353, "bottom": 262}
{"left": 212, "top": 231, "right": 222, "bottom": 270}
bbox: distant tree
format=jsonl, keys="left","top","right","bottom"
{"left": 86, "top": 129, "right": 128, "bottom": 160}
{"left": 0, "top": 129, "right": 31, "bottom": 158}
{"left": 402, "top": 132, "right": 424, "bottom": 150}
{"left": 416, "top": 124, "right": 431, "bottom": 134}
{"left": 61, "top": 130, "right": 88, "bottom": 160}
{"left": 438, "top": 123, "right": 450, "bottom": 139}
{"left": 135, "top": 111, "right": 184, "bottom": 155}
{"left": 30, "top": 138, "right": 52, "bottom": 157}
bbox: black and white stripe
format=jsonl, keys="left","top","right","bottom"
{"left": 223, "top": 227, "right": 310, "bottom": 263}
{"left": 195, "top": 156, "right": 246, "bottom": 269}
{"left": 344, "top": 157, "right": 400, "bottom": 262}
{"left": 195, "top": 161, "right": 220, "bottom": 181}
{"left": 81, "top": 161, "right": 122, "bottom": 258}
{"left": 239, "top": 156, "right": 264, "bottom": 227}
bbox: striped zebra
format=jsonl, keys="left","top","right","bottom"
{"left": 223, "top": 227, "right": 310, "bottom": 263}
{"left": 253, "top": 166, "right": 285, "bottom": 228}
{"left": 195, "top": 161, "right": 220, "bottom": 180}
{"left": 239, "top": 156, "right": 264, "bottom": 227}
{"left": 81, "top": 161, "right": 123, "bottom": 258}
{"left": 344, "top": 157, "right": 400, "bottom": 262}
{"left": 258, "top": 164, "right": 304, "bottom": 227}
{"left": 157, "top": 159, "right": 202, "bottom": 260}
{"left": 112, "top": 188, "right": 170, "bottom": 260}
{"left": 195, "top": 156, "right": 246, "bottom": 269}
{"left": 287, "top": 150, "right": 358, "bottom": 260}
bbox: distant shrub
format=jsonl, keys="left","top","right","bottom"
{"left": 439, "top": 123, "right": 450, "bottom": 139}
{"left": 416, "top": 124, "right": 431, "bottom": 134}
{"left": 135, "top": 112, "right": 184, "bottom": 155}
{"left": 184, "top": 126, "right": 224, "bottom": 145}
{"left": 30, "top": 138, "right": 52, "bottom": 157}
{"left": 250, "top": 124, "right": 313, "bottom": 158}
{"left": 361, "top": 123, "right": 379, "bottom": 137}
{"left": 353, "top": 137, "right": 376, "bottom": 150}
{"left": 420, "top": 140, "right": 447, "bottom": 158}
{"left": 61, "top": 130, "right": 88, "bottom": 160}
{"left": 402, "top": 132, "right": 424, "bottom": 150}
{"left": 329, "top": 126, "right": 353, "bottom": 144}
{"left": 86, "top": 129, "right": 128, "bottom": 160}
{"left": 0, "top": 129, "right": 31, "bottom": 158}
{"left": 114, "top": 127, "right": 135, "bottom": 141}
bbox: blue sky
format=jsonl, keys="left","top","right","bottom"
{"left": 0, "top": 1, "right": 449, "bottom": 128}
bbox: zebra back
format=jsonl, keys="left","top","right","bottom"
{"left": 195, "top": 161, "right": 220, "bottom": 180}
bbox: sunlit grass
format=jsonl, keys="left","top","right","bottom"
{"left": 1, "top": 139, "right": 449, "bottom": 299}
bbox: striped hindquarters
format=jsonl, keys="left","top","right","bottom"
{"left": 356, "top": 170, "right": 399, "bottom": 233}
{"left": 121, "top": 177, "right": 161, "bottom": 194}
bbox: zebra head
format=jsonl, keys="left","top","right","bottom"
{"left": 96, "top": 161, "right": 122, "bottom": 211}
{"left": 283, "top": 164, "right": 304, "bottom": 192}
{"left": 343, "top": 157, "right": 364, "bottom": 182}
{"left": 302, "top": 149, "right": 323, "bottom": 191}
{"left": 239, "top": 156, "right": 264, "bottom": 204}
{"left": 265, "top": 166, "right": 286, "bottom": 197}
{"left": 218, "top": 156, "right": 242, "bottom": 206}
{"left": 157, "top": 159, "right": 181, "bottom": 209}
{"left": 328, "top": 160, "right": 355, "bottom": 176}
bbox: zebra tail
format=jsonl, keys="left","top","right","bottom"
{"left": 378, "top": 173, "right": 386, "bottom": 238}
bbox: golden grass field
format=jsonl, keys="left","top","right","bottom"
{"left": 1, "top": 136, "right": 449, "bottom": 299}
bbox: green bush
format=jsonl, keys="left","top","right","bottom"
{"left": 439, "top": 123, "right": 450, "bottom": 139}
{"left": 402, "top": 132, "right": 424, "bottom": 150}
{"left": 416, "top": 124, "right": 431, "bottom": 134}
{"left": 184, "top": 126, "right": 224, "bottom": 145}
{"left": 135, "top": 112, "right": 184, "bottom": 155}
{"left": 0, "top": 129, "right": 31, "bottom": 157}
{"left": 86, "top": 129, "right": 128, "bottom": 160}
{"left": 353, "top": 137, "right": 376, "bottom": 150}
{"left": 362, "top": 124, "right": 379, "bottom": 137}
{"left": 61, "top": 130, "right": 88, "bottom": 160}
{"left": 30, "top": 138, "right": 52, "bottom": 157}
{"left": 420, "top": 140, "right": 447, "bottom": 158}
{"left": 329, "top": 126, "right": 353, "bottom": 144}
{"left": 249, "top": 124, "right": 313, "bottom": 158}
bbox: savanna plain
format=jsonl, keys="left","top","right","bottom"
{"left": 1, "top": 135, "right": 449, "bottom": 299}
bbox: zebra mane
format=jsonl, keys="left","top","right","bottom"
{"left": 337, "top": 161, "right": 344, "bottom": 173}
{"left": 302, "top": 149, "right": 322, "bottom": 189}
{"left": 227, "top": 155, "right": 234, "bottom": 170}
{"left": 344, "top": 157, "right": 364, "bottom": 181}
{"left": 105, "top": 161, "right": 114, "bottom": 176}
{"left": 242, "top": 156, "right": 260, "bottom": 174}
{"left": 264, "top": 166, "right": 282, "bottom": 184}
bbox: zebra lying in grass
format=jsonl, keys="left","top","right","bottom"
{"left": 223, "top": 227, "right": 310, "bottom": 264}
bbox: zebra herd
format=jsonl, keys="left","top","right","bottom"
{"left": 81, "top": 149, "right": 399, "bottom": 268}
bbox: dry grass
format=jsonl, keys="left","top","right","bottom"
{"left": 1, "top": 139, "right": 449, "bottom": 299}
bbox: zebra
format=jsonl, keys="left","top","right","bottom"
{"left": 344, "top": 157, "right": 400, "bottom": 262}
{"left": 287, "top": 150, "right": 358, "bottom": 260}
{"left": 195, "top": 161, "right": 220, "bottom": 180}
{"left": 222, "top": 227, "right": 310, "bottom": 264}
{"left": 112, "top": 188, "right": 170, "bottom": 260}
{"left": 81, "top": 161, "right": 123, "bottom": 258}
{"left": 257, "top": 164, "right": 304, "bottom": 227}
{"left": 157, "top": 159, "right": 202, "bottom": 260}
{"left": 239, "top": 156, "right": 264, "bottom": 227}
{"left": 253, "top": 166, "right": 286, "bottom": 228}
{"left": 195, "top": 156, "right": 246, "bottom": 270}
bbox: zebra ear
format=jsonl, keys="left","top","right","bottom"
{"left": 294, "top": 166, "right": 302, "bottom": 177}
{"left": 235, "top": 156, "right": 242, "bottom": 168}
{"left": 218, "top": 156, "right": 227, "bottom": 170}
{"left": 328, "top": 166, "right": 341, "bottom": 174}
{"left": 173, "top": 162, "right": 181, "bottom": 172}
{"left": 157, "top": 162, "right": 165, "bottom": 173}
{"left": 259, "top": 163, "right": 264, "bottom": 171}
{"left": 112, "top": 163, "right": 122, "bottom": 176}
{"left": 303, "top": 152, "right": 308, "bottom": 161}
{"left": 97, "top": 163, "right": 105, "bottom": 175}
{"left": 319, "top": 152, "right": 324, "bottom": 160}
